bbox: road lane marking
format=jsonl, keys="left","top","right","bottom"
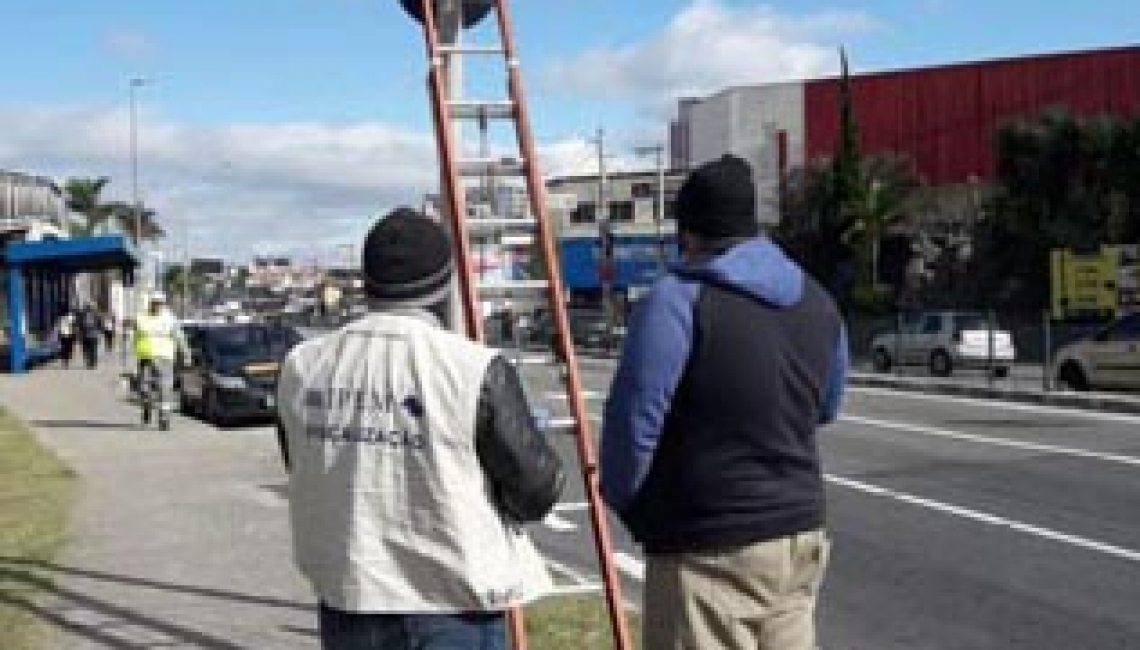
{"left": 849, "top": 386, "right": 1140, "bottom": 427}
{"left": 545, "top": 559, "right": 597, "bottom": 586}
{"left": 553, "top": 501, "right": 589, "bottom": 512}
{"left": 543, "top": 512, "right": 578, "bottom": 532}
{"left": 842, "top": 415, "right": 1140, "bottom": 468}
{"left": 549, "top": 584, "right": 604, "bottom": 595}
{"left": 826, "top": 474, "right": 1140, "bottom": 563}
{"left": 614, "top": 551, "right": 646, "bottom": 581}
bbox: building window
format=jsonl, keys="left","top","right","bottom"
{"left": 664, "top": 201, "right": 676, "bottom": 220}
{"left": 631, "top": 182, "right": 655, "bottom": 199}
{"left": 571, "top": 202, "right": 596, "bottom": 223}
{"left": 609, "top": 201, "right": 634, "bottom": 222}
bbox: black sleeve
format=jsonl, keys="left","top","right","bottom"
{"left": 475, "top": 355, "right": 566, "bottom": 522}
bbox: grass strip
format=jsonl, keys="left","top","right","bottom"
{"left": 525, "top": 593, "right": 640, "bottom": 649}
{"left": 0, "top": 407, "right": 75, "bottom": 650}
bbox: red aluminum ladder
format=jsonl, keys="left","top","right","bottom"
{"left": 403, "top": 1, "right": 634, "bottom": 648}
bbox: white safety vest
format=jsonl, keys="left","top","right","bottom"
{"left": 277, "top": 310, "right": 553, "bottom": 613}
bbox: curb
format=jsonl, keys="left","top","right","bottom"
{"left": 849, "top": 372, "right": 1140, "bottom": 416}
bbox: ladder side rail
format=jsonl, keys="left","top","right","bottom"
{"left": 421, "top": 4, "right": 525, "bottom": 647}
{"left": 420, "top": 0, "right": 485, "bottom": 341}
{"left": 493, "top": 2, "right": 634, "bottom": 648}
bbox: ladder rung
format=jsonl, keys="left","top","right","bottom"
{"left": 439, "top": 44, "right": 506, "bottom": 56}
{"left": 467, "top": 218, "right": 538, "bottom": 231}
{"left": 457, "top": 158, "right": 527, "bottom": 177}
{"left": 477, "top": 279, "right": 551, "bottom": 294}
{"left": 449, "top": 100, "right": 515, "bottom": 121}
{"left": 545, "top": 415, "right": 602, "bottom": 432}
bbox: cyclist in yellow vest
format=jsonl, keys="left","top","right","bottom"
{"left": 133, "top": 293, "right": 189, "bottom": 430}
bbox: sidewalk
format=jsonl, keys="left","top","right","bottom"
{"left": 0, "top": 361, "right": 318, "bottom": 649}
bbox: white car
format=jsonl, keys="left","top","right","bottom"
{"left": 870, "top": 311, "right": 1016, "bottom": 377}
{"left": 1051, "top": 312, "right": 1140, "bottom": 392}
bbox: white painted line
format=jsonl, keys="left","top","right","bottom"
{"left": 549, "top": 583, "right": 604, "bottom": 596}
{"left": 545, "top": 559, "right": 596, "bottom": 585}
{"left": 842, "top": 414, "right": 1140, "bottom": 468}
{"left": 849, "top": 385, "right": 1140, "bottom": 427}
{"left": 826, "top": 474, "right": 1140, "bottom": 563}
{"left": 614, "top": 551, "right": 646, "bottom": 581}
{"left": 543, "top": 512, "right": 578, "bottom": 532}
{"left": 553, "top": 501, "right": 589, "bottom": 513}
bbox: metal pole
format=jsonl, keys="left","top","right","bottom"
{"left": 595, "top": 128, "right": 615, "bottom": 340}
{"left": 181, "top": 219, "right": 190, "bottom": 318}
{"left": 656, "top": 145, "right": 666, "bottom": 269}
{"left": 1042, "top": 310, "right": 1052, "bottom": 392}
{"left": 987, "top": 309, "right": 996, "bottom": 387}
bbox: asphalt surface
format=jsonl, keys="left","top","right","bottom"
{"left": 3, "top": 351, "right": 1139, "bottom": 648}
{"left": 521, "top": 356, "right": 1140, "bottom": 650}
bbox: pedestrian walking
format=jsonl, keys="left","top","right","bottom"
{"left": 102, "top": 310, "right": 116, "bottom": 352}
{"left": 55, "top": 307, "right": 77, "bottom": 368}
{"left": 276, "top": 208, "right": 564, "bottom": 650}
{"left": 76, "top": 304, "right": 102, "bottom": 369}
{"left": 601, "top": 154, "right": 850, "bottom": 650}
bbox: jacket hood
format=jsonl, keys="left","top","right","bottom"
{"left": 676, "top": 237, "right": 803, "bottom": 308}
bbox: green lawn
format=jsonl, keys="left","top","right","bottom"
{"left": 526, "top": 593, "right": 640, "bottom": 649}
{"left": 0, "top": 407, "right": 75, "bottom": 650}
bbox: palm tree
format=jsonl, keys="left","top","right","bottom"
{"left": 63, "top": 177, "right": 114, "bottom": 237}
{"left": 105, "top": 201, "right": 165, "bottom": 243}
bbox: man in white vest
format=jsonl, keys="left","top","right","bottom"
{"left": 277, "top": 207, "right": 564, "bottom": 650}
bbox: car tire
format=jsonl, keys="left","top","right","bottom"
{"left": 930, "top": 350, "right": 953, "bottom": 377}
{"left": 1057, "top": 363, "right": 1090, "bottom": 392}
{"left": 205, "top": 389, "right": 227, "bottom": 427}
{"left": 992, "top": 366, "right": 1010, "bottom": 379}
{"left": 872, "top": 348, "right": 892, "bottom": 373}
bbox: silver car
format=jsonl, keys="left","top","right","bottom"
{"left": 1052, "top": 312, "right": 1140, "bottom": 392}
{"left": 871, "top": 311, "right": 1016, "bottom": 377}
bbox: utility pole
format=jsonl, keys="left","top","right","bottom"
{"left": 635, "top": 143, "right": 667, "bottom": 270}
{"left": 594, "top": 128, "right": 615, "bottom": 338}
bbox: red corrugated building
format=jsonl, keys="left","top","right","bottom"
{"left": 672, "top": 45, "right": 1140, "bottom": 222}
{"left": 804, "top": 45, "right": 1140, "bottom": 184}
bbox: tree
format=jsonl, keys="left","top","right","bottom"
{"left": 63, "top": 177, "right": 114, "bottom": 236}
{"left": 105, "top": 201, "right": 165, "bottom": 242}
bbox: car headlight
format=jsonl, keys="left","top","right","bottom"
{"left": 210, "top": 373, "right": 247, "bottom": 390}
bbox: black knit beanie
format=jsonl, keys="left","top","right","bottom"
{"left": 361, "top": 207, "right": 454, "bottom": 307}
{"left": 675, "top": 154, "right": 759, "bottom": 239}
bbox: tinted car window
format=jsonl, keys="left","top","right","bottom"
{"left": 1104, "top": 313, "right": 1140, "bottom": 342}
{"left": 205, "top": 325, "right": 300, "bottom": 359}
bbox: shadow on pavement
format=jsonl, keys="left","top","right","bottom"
{"left": 30, "top": 419, "right": 143, "bottom": 431}
{"left": 0, "top": 558, "right": 313, "bottom": 648}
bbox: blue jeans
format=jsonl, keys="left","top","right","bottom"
{"left": 318, "top": 603, "right": 508, "bottom": 650}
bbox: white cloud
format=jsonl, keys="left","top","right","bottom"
{"left": 102, "top": 28, "right": 154, "bottom": 60}
{"left": 0, "top": 106, "right": 607, "bottom": 261}
{"left": 543, "top": 0, "right": 878, "bottom": 107}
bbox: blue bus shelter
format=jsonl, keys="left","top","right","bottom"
{"left": 3, "top": 235, "right": 137, "bottom": 373}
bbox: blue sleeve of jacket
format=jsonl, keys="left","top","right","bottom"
{"left": 819, "top": 324, "right": 849, "bottom": 424}
{"left": 601, "top": 275, "right": 699, "bottom": 513}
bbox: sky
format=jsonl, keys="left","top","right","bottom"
{"left": 2, "top": 0, "right": 1138, "bottom": 263}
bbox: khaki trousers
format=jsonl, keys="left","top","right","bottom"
{"left": 643, "top": 529, "right": 830, "bottom": 650}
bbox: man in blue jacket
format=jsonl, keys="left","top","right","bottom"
{"left": 601, "top": 154, "right": 848, "bottom": 650}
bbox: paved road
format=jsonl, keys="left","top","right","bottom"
{"left": 6, "top": 353, "right": 1140, "bottom": 649}
{"left": 521, "top": 357, "right": 1140, "bottom": 649}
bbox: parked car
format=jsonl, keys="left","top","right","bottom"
{"left": 870, "top": 311, "right": 1016, "bottom": 377}
{"left": 526, "top": 308, "right": 624, "bottom": 351}
{"left": 175, "top": 322, "right": 303, "bottom": 424}
{"left": 1051, "top": 312, "right": 1140, "bottom": 392}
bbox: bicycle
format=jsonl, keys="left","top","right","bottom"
{"left": 136, "top": 360, "right": 171, "bottom": 431}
